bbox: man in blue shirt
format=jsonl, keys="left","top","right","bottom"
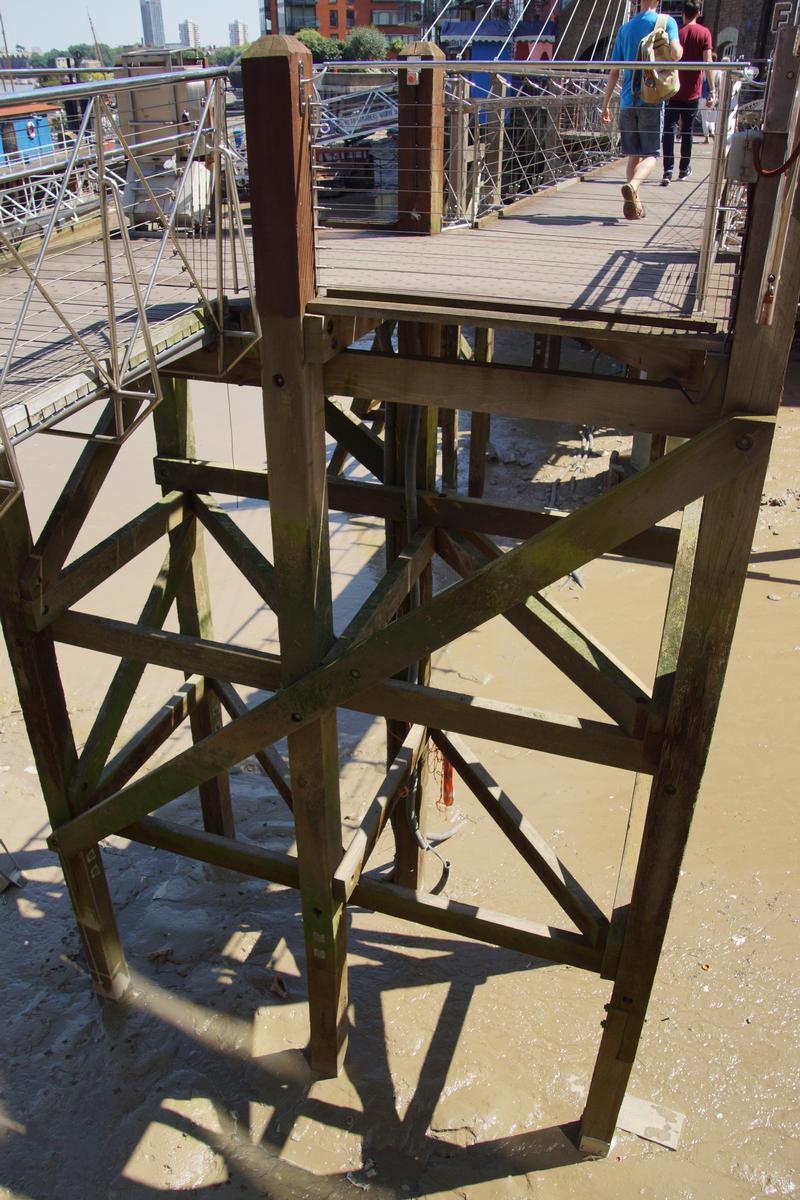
{"left": 600, "top": 1, "right": 682, "bottom": 219}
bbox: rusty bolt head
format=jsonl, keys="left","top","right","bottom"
{"left": 273, "top": 373, "right": 285, "bottom": 388}
{"left": 736, "top": 435, "right": 753, "bottom": 452}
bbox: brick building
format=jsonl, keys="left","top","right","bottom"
{"left": 257, "top": 0, "right": 795, "bottom": 58}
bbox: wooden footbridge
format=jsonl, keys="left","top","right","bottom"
{"left": 1, "top": 34, "right": 799, "bottom": 1163}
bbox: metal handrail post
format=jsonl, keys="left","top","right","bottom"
{"left": 95, "top": 96, "right": 120, "bottom": 395}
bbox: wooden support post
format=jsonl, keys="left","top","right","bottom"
{"left": 397, "top": 42, "right": 446, "bottom": 235}
{"left": 388, "top": 321, "right": 440, "bottom": 888}
{"left": 440, "top": 324, "right": 460, "bottom": 491}
{"left": 243, "top": 35, "right": 347, "bottom": 1076}
{"left": 0, "top": 464, "right": 129, "bottom": 999}
{"left": 152, "top": 377, "right": 234, "bottom": 839}
{"left": 468, "top": 326, "right": 494, "bottom": 497}
{"left": 485, "top": 74, "right": 507, "bottom": 212}
{"left": 446, "top": 74, "right": 469, "bottom": 223}
{"left": 580, "top": 39, "right": 800, "bottom": 1154}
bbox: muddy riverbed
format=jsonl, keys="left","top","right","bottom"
{"left": 1, "top": 342, "right": 798, "bottom": 1199}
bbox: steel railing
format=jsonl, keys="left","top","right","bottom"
{"left": 310, "top": 58, "right": 757, "bottom": 313}
{"left": 0, "top": 67, "right": 260, "bottom": 517}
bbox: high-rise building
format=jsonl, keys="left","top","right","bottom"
{"left": 140, "top": 0, "right": 166, "bottom": 47}
{"left": 229, "top": 19, "right": 249, "bottom": 46}
{"left": 178, "top": 19, "right": 200, "bottom": 48}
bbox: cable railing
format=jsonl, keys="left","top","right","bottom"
{"left": 0, "top": 67, "right": 259, "bottom": 517}
{"left": 310, "top": 57, "right": 756, "bottom": 319}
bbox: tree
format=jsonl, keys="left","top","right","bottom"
{"left": 295, "top": 28, "right": 330, "bottom": 62}
{"left": 344, "top": 26, "right": 387, "bottom": 60}
{"left": 209, "top": 46, "right": 240, "bottom": 65}
{"left": 389, "top": 38, "right": 405, "bottom": 55}
{"left": 67, "top": 43, "right": 95, "bottom": 63}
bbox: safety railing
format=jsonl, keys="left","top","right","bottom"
{"left": 442, "top": 68, "right": 618, "bottom": 226}
{"left": 0, "top": 68, "right": 259, "bottom": 517}
{"left": 311, "top": 56, "right": 757, "bottom": 315}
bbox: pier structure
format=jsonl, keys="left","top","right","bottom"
{"left": 1, "top": 34, "right": 799, "bottom": 1158}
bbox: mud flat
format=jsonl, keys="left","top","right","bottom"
{"left": 1, "top": 348, "right": 798, "bottom": 1199}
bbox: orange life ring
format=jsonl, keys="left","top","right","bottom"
{"left": 26, "top": 120, "right": 36, "bottom": 139}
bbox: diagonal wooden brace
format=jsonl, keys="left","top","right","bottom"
{"left": 48, "top": 416, "right": 772, "bottom": 856}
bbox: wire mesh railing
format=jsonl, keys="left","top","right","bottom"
{"left": 442, "top": 68, "right": 618, "bottom": 226}
{"left": 311, "top": 58, "right": 757, "bottom": 321}
{"left": 0, "top": 68, "right": 259, "bottom": 517}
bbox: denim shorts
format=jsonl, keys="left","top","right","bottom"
{"left": 619, "top": 104, "right": 664, "bottom": 157}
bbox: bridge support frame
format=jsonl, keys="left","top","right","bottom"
{"left": 1, "top": 32, "right": 799, "bottom": 1170}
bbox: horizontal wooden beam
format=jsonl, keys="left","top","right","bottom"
{"left": 127, "top": 815, "right": 603, "bottom": 971}
{"left": 323, "top": 352, "right": 717, "bottom": 438}
{"left": 53, "top": 610, "right": 648, "bottom": 772}
{"left": 49, "top": 415, "right": 770, "bottom": 857}
{"left": 307, "top": 293, "right": 722, "bottom": 344}
{"left": 153, "top": 457, "right": 679, "bottom": 565}
{"left": 54, "top": 610, "right": 283, "bottom": 690}
{"left": 333, "top": 724, "right": 426, "bottom": 903}
{"left": 303, "top": 311, "right": 381, "bottom": 364}
{"left": 356, "top": 679, "right": 650, "bottom": 773}
{"left": 431, "top": 729, "right": 607, "bottom": 945}
{"left": 27, "top": 492, "right": 188, "bottom": 631}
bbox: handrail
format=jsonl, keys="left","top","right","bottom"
{"left": 321, "top": 59, "right": 754, "bottom": 74}
{"left": 0, "top": 66, "right": 228, "bottom": 110}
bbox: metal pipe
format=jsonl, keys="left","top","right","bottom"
{"left": 322, "top": 58, "right": 751, "bottom": 73}
{"left": 0, "top": 66, "right": 227, "bottom": 111}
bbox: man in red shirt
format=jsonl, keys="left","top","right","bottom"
{"left": 661, "top": 2, "right": 716, "bottom": 184}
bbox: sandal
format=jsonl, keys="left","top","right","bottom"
{"left": 621, "top": 183, "right": 643, "bottom": 220}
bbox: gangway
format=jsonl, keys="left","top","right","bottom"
{"left": 0, "top": 36, "right": 798, "bottom": 1171}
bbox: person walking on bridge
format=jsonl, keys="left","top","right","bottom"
{"left": 661, "top": 3, "right": 716, "bottom": 185}
{"left": 600, "top": 0, "right": 682, "bottom": 220}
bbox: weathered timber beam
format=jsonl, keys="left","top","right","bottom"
{"left": 26, "top": 492, "right": 189, "bottom": 631}
{"left": 192, "top": 494, "right": 277, "bottom": 610}
{"left": 94, "top": 676, "right": 206, "bottom": 804}
{"left": 54, "top": 610, "right": 282, "bottom": 689}
{"left": 438, "top": 529, "right": 650, "bottom": 735}
{"left": 576, "top": 335, "right": 708, "bottom": 388}
{"left": 153, "top": 457, "right": 679, "bottom": 566}
{"left": 71, "top": 524, "right": 198, "bottom": 800}
{"left": 323, "top": 352, "right": 717, "bottom": 438}
{"left": 303, "top": 311, "right": 381, "bottom": 364}
{"left": 333, "top": 724, "right": 427, "bottom": 903}
{"left": 306, "top": 294, "right": 721, "bottom": 343}
{"left": 210, "top": 678, "right": 293, "bottom": 810}
{"left": 127, "top": 815, "right": 603, "bottom": 972}
{"left": 51, "top": 610, "right": 646, "bottom": 770}
{"left": 324, "top": 397, "right": 385, "bottom": 481}
{"left": 431, "top": 729, "right": 608, "bottom": 946}
{"left": 329, "top": 526, "right": 435, "bottom": 657}
{"left": 49, "top": 415, "right": 770, "bottom": 857}
{"left": 358, "top": 679, "right": 649, "bottom": 772}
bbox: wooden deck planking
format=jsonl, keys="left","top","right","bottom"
{"left": 317, "top": 147, "right": 736, "bottom": 327}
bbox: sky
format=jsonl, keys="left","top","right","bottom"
{"left": 1, "top": 0, "right": 262, "bottom": 53}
